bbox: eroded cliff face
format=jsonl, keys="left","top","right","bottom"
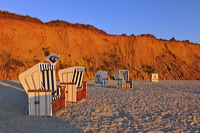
{"left": 0, "top": 11, "right": 199, "bottom": 80}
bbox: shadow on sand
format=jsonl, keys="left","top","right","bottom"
{"left": 0, "top": 80, "right": 84, "bottom": 133}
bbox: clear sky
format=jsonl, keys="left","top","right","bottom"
{"left": 1, "top": 0, "right": 200, "bottom": 44}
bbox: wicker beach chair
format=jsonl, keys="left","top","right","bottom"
{"left": 58, "top": 66, "right": 87, "bottom": 103}
{"left": 19, "top": 63, "right": 66, "bottom": 116}
{"left": 94, "top": 72, "right": 108, "bottom": 87}
{"left": 114, "top": 70, "right": 133, "bottom": 89}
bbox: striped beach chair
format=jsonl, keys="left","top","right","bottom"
{"left": 114, "top": 70, "right": 133, "bottom": 89}
{"left": 19, "top": 63, "right": 66, "bottom": 116}
{"left": 58, "top": 66, "right": 87, "bottom": 103}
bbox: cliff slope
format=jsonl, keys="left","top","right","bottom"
{"left": 0, "top": 11, "right": 200, "bottom": 80}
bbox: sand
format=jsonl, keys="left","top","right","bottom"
{"left": 0, "top": 80, "right": 199, "bottom": 133}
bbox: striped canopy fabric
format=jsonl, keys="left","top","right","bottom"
{"left": 40, "top": 65, "right": 56, "bottom": 92}
{"left": 74, "top": 67, "right": 85, "bottom": 72}
{"left": 40, "top": 63, "right": 55, "bottom": 71}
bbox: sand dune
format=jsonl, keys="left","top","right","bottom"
{"left": 0, "top": 80, "right": 200, "bottom": 132}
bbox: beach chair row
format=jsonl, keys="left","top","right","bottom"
{"left": 94, "top": 70, "right": 158, "bottom": 89}
{"left": 19, "top": 63, "right": 87, "bottom": 116}
{"left": 94, "top": 70, "right": 133, "bottom": 89}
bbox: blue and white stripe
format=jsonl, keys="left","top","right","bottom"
{"left": 40, "top": 64, "right": 55, "bottom": 71}
{"left": 52, "top": 95, "right": 61, "bottom": 101}
{"left": 40, "top": 63, "right": 56, "bottom": 92}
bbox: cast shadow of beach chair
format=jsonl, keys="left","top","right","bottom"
{"left": 1, "top": 80, "right": 21, "bottom": 88}
{"left": 58, "top": 66, "right": 87, "bottom": 103}
{"left": 19, "top": 63, "right": 66, "bottom": 116}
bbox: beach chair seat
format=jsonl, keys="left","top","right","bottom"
{"left": 52, "top": 91, "right": 65, "bottom": 113}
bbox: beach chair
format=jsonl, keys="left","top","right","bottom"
{"left": 150, "top": 73, "right": 158, "bottom": 82}
{"left": 58, "top": 66, "right": 87, "bottom": 103}
{"left": 94, "top": 72, "right": 108, "bottom": 87}
{"left": 19, "top": 63, "right": 66, "bottom": 116}
{"left": 114, "top": 70, "right": 133, "bottom": 89}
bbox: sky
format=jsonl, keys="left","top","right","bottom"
{"left": 1, "top": 0, "right": 200, "bottom": 44}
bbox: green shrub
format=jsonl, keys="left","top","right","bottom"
{"left": 142, "top": 65, "right": 155, "bottom": 73}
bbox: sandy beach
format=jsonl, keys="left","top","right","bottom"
{"left": 0, "top": 80, "right": 199, "bottom": 133}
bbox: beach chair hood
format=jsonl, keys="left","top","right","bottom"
{"left": 19, "top": 63, "right": 56, "bottom": 94}
{"left": 58, "top": 66, "right": 85, "bottom": 88}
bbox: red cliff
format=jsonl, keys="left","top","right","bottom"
{"left": 0, "top": 11, "right": 199, "bottom": 80}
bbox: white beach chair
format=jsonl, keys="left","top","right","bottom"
{"left": 150, "top": 73, "right": 159, "bottom": 82}
{"left": 58, "top": 66, "right": 87, "bottom": 103}
{"left": 94, "top": 72, "right": 108, "bottom": 87}
{"left": 114, "top": 70, "right": 133, "bottom": 89}
{"left": 19, "top": 63, "right": 66, "bottom": 116}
